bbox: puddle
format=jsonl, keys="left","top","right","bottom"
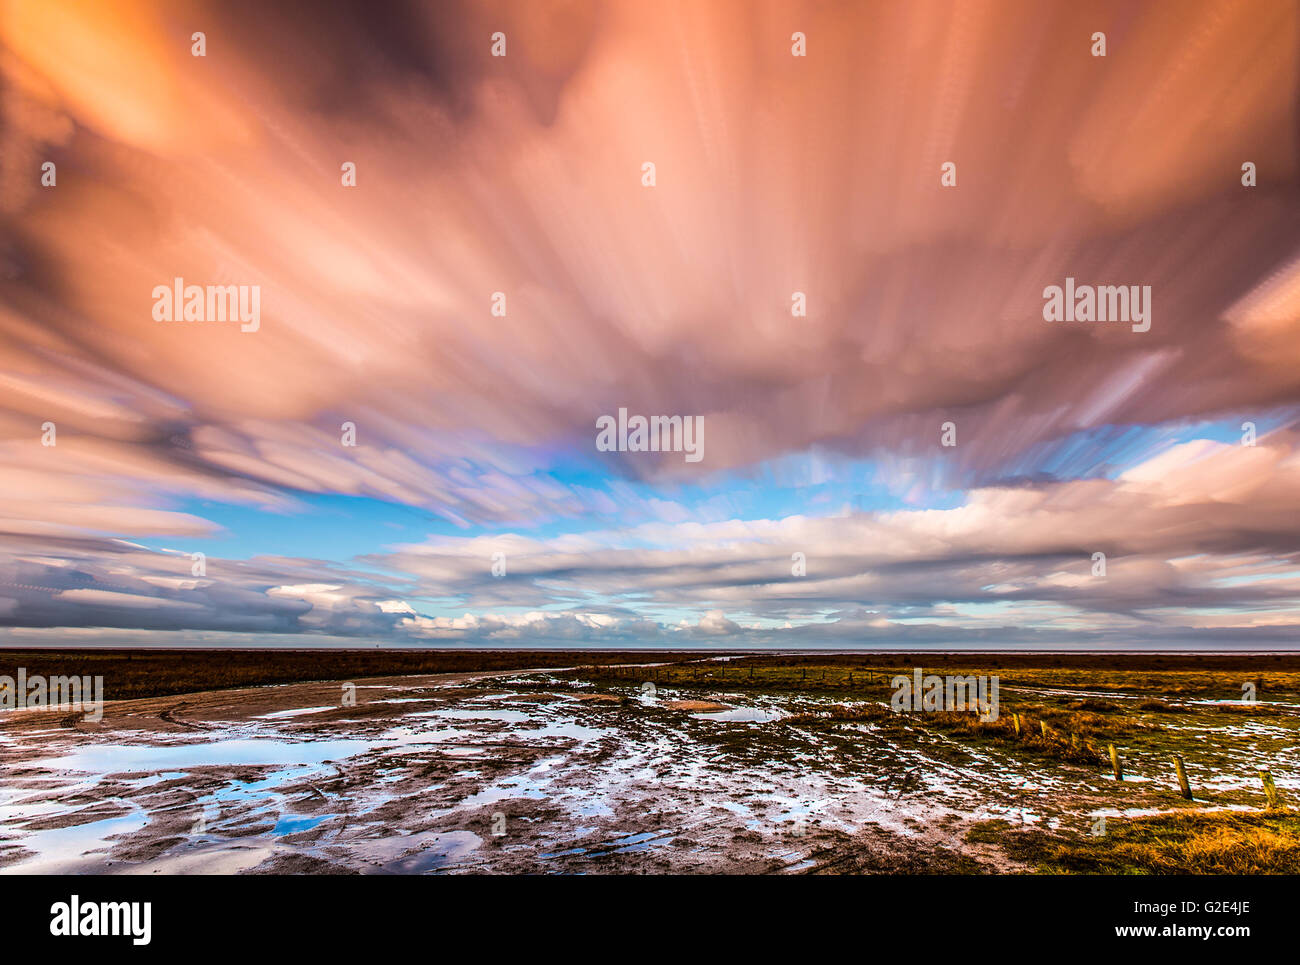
{"left": 692, "top": 707, "right": 785, "bottom": 723}
{"left": 43, "top": 737, "right": 375, "bottom": 774}
{"left": 0, "top": 806, "right": 149, "bottom": 874}
{"left": 253, "top": 707, "right": 337, "bottom": 720}
{"left": 273, "top": 814, "right": 330, "bottom": 836}
{"left": 347, "top": 830, "right": 482, "bottom": 873}
{"left": 459, "top": 776, "right": 549, "bottom": 808}
{"left": 418, "top": 709, "right": 532, "bottom": 723}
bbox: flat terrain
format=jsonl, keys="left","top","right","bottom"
{"left": 1, "top": 650, "right": 1298, "bottom": 874}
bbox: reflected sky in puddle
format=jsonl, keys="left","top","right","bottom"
{"left": 253, "top": 706, "right": 336, "bottom": 720}
{"left": 273, "top": 814, "right": 330, "bottom": 836}
{"left": 0, "top": 804, "right": 149, "bottom": 874}
{"left": 539, "top": 829, "right": 674, "bottom": 860}
{"left": 458, "top": 776, "right": 549, "bottom": 808}
{"left": 415, "top": 708, "right": 532, "bottom": 723}
{"left": 601, "top": 830, "right": 675, "bottom": 855}
{"left": 345, "top": 830, "right": 482, "bottom": 873}
{"left": 692, "top": 707, "right": 785, "bottom": 723}
{"left": 528, "top": 721, "right": 605, "bottom": 742}
{"left": 43, "top": 738, "right": 375, "bottom": 774}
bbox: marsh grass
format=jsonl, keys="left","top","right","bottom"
{"left": 967, "top": 810, "right": 1300, "bottom": 874}
{"left": 574, "top": 658, "right": 1298, "bottom": 776}
{"left": 0, "top": 649, "right": 705, "bottom": 701}
{"left": 778, "top": 699, "right": 1153, "bottom": 766}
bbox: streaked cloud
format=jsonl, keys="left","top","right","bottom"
{"left": 1, "top": 0, "right": 1298, "bottom": 648}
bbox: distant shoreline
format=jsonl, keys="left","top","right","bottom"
{"left": 4, "top": 648, "right": 1300, "bottom": 704}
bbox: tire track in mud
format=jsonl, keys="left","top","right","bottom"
{"left": 158, "top": 702, "right": 212, "bottom": 731}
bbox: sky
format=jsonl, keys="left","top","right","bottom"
{"left": 1, "top": 0, "right": 1299, "bottom": 650}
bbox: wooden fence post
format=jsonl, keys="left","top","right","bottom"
{"left": 1108, "top": 744, "right": 1123, "bottom": 781}
{"left": 1174, "top": 755, "right": 1193, "bottom": 800}
{"left": 1260, "top": 767, "right": 1279, "bottom": 808}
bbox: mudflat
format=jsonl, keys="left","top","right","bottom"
{"left": 2, "top": 653, "right": 1298, "bottom": 874}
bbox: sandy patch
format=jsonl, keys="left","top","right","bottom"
{"left": 664, "top": 699, "right": 732, "bottom": 712}
{"left": 120, "top": 843, "right": 282, "bottom": 875}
